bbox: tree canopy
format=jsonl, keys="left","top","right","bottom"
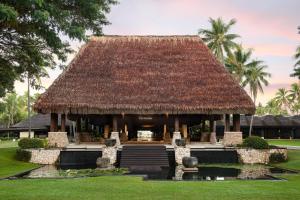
{"left": 0, "top": 0, "right": 117, "bottom": 97}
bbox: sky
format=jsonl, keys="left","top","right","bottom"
{"left": 14, "top": 0, "right": 300, "bottom": 105}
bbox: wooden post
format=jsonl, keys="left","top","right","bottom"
{"left": 76, "top": 117, "right": 81, "bottom": 132}
{"left": 174, "top": 116, "right": 179, "bottom": 132}
{"left": 61, "top": 114, "right": 66, "bottom": 132}
{"left": 209, "top": 119, "right": 217, "bottom": 144}
{"left": 225, "top": 114, "right": 230, "bottom": 132}
{"left": 233, "top": 114, "right": 240, "bottom": 132}
{"left": 112, "top": 116, "right": 118, "bottom": 132}
{"left": 50, "top": 113, "right": 58, "bottom": 132}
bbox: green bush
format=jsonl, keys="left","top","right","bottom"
{"left": 242, "top": 136, "right": 269, "bottom": 149}
{"left": 269, "top": 153, "right": 286, "bottom": 163}
{"left": 15, "top": 149, "right": 31, "bottom": 162}
{"left": 18, "top": 138, "right": 45, "bottom": 149}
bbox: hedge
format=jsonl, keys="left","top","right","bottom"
{"left": 18, "top": 138, "right": 45, "bottom": 149}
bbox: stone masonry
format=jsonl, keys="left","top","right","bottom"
{"left": 175, "top": 146, "right": 190, "bottom": 164}
{"left": 48, "top": 132, "right": 69, "bottom": 148}
{"left": 223, "top": 132, "right": 243, "bottom": 146}
{"left": 237, "top": 148, "right": 287, "bottom": 164}
{"left": 28, "top": 149, "right": 60, "bottom": 164}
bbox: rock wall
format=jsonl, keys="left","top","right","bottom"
{"left": 102, "top": 147, "right": 117, "bottom": 164}
{"left": 175, "top": 146, "right": 190, "bottom": 164}
{"left": 237, "top": 148, "right": 287, "bottom": 164}
{"left": 28, "top": 149, "right": 60, "bottom": 165}
{"left": 48, "top": 132, "right": 69, "bottom": 148}
{"left": 223, "top": 132, "right": 243, "bottom": 146}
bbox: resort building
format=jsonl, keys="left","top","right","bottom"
{"left": 33, "top": 35, "right": 255, "bottom": 146}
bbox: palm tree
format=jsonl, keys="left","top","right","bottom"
{"left": 273, "top": 88, "right": 291, "bottom": 112}
{"left": 225, "top": 45, "right": 258, "bottom": 84}
{"left": 288, "top": 83, "right": 300, "bottom": 102}
{"left": 242, "top": 63, "right": 270, "bottom": 136}
{"left": 199, "top": 18, "right": 240, "bottom": 64}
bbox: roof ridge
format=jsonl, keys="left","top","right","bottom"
{"left": 89, "top": 35, "right": 201, "bottom": 42}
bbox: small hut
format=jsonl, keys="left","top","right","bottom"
{"left": 34, "top": 35, "right": 255, "bottom": 145}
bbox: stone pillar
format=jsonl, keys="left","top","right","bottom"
{"left": 50, "top": 113, "right": 58, "bottom": 132}
{"left": 233, "top": 114, "right": 240, "bottom": 131}
{"left": 48, "top": 132, "right": 69, "bottom": 148}
{"left": 225, "top": 114, "right": 230, "bottom": 132}
{"left": 61, "top": 114, "right": 66, "bottom": 132}
{"left": 209, "top": 119, "right": 217, "bottom": 144}
{"left": 172, "top": 132, "right": 181, "bottom": 146}
{"left": 110, "top": 132, "right": 120, "bottom": 146}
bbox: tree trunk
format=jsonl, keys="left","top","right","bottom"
{"left": 28, "top": 74, "right": 32, "bottom": 138}
{"left": 249, "top": 97, "right": 256, "bottom": 137}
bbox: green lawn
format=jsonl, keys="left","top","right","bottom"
{"left": 0, "top": 148, "right": 39, "bottom": 178}
{"left": 0, "top": 149, "right": 300, "bottom": 200}
{"left": 267, "top": 139, "right": 300, "bottom": 146}
{"left": 0, "top": 140, "right": 18, "bottom": 148}
{"left": 273, "top": 150, "right": 300, "bottom": 171}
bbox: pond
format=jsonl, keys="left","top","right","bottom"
{"left": 9, "top": 164, "right": 296, "bottom": 181}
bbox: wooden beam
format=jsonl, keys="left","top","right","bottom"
{"left": 112, "top": 116, "right": 118, "bottom": 132}
{"left": 61, "top": 114, "right": 66, "bottom": 132}
{"left": 225, "top": 114, "right": 230, "bottom": 131}
{"left": 50, "top": 113, "right": 58, "bottom": 132}
{"left": 233, "top": 114, "right": 240, "bottom": 131}
{"left": 174, "top": 116, "right": 179, "bottom": 132}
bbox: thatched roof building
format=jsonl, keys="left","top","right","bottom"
{"left": 34, "top": 35, "right": 255, "bottom": 115}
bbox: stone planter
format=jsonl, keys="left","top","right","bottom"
{"left": 237, "top": 148, "right": 288, "bottom": 164}
{"left": 105, "top": 139, "right": 116, "bottom": 147}
{"left": 182, "top": 157, "right": 198, "bottom": 168}
{"left": 175, "top": 139, "right": 186, "bottom": 147}
{"left": 172, "top": 132, "right": 181, "bottom": 146}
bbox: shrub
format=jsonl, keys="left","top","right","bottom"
{"left": 269, "top": 153, "right": 286, "bottom": 163}
{"left": 242, "top": 136, "right": 269, "bottom": 149}
{"left": 15, "top": 149, "right": 31, "bottom": 162}
{"left": 18, "top": 138, "right": 45, "bottom": 149}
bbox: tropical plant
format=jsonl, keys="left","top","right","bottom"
{"left": 273, "top": 88, "right": 291, "bottom": 112}
{"left": 225, "top": 45, "right": 258, "bottom": 83}
{"left": 198, "top": 17, "right": 240, "bottom": 64}
{"left": 0, "top": 93, "right": 26, "bottom": 127}
{"left": 242, "top": 63, "right": 270, "bottom": 135}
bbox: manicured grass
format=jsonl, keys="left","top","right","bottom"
{"left": 0, "top": 173, "right": 300, "bottom": 200}
{"left": 0, "top": 149, "right": 300, "bottom": 200}
{"left": 0, "top": 140, "right": 18, "bottom": 148}
{"left": 0, "top": 148, "right": 39, "bottom": 178}
{"left": 267, "top": 139, "right": 300, "bottom": 146}
{"left": 273, "top": 150, "right": 300, "bottom": 171}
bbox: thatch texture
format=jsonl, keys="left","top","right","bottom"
{"left": 34, "top": 35, "right": 255, "bottom": 115}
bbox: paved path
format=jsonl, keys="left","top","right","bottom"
{"left": 277, "top": 145, "right": 300, "bottom": 150}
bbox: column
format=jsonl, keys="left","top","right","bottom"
{"left": 225, "top": 114, "right": 230, "bottom": 132}
{"left": 61, "top": 114, "right": 66, "bottom": 132}
{"left": 233, "top": 114, "right": 240, "bottom": 131}
{"left": 50, "top": 113, "right": 58, "bottom": 132}
{"left": 174, "top": 116, "right": 179, "bottom": 132}
{"left": 209, "top": 119, "right": 217, "bottom": 144}
{"left": 112, "top": 115, "right": 118, "bottom": 132}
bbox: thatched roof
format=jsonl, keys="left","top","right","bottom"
{"left": 34, "top": 35, "right": 255, "bottom": 115}
{"left": 217, "top": 115, "right": 300, "bottom": 127}
{"left": 12, "top": 114, "right": 73, "bottom": 129}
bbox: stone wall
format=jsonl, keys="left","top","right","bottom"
{"left": 28, "top": 149, "right": 60, "bottom": 165}
{"left": 48, "top": 132, "right": 69, "bottom": 148}
{"left": 175, "top": 146, "right": 190, "bottom": 164}
{"left": 237, "top": 148, "right": 287, "bottom": 164}
{"left": 223, "top": 132, "right": 243, "bottom": 146}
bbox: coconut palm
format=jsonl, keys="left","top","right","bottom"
{"left": 242, "top": 63, "right": 270, "bottom": 136}
{"left": 288, "top": 83, "right": 300, "bottom": 102}
{"left": 198, "top": 18, "right": 240, "bottom": 64}
{"left": 225, "top": 45, "right": 258, "bottom": 84}
{"left": 273, "top": 88, "right": 291, "bottom": 112}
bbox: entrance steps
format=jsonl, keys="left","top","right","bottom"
{"left": 120, "top": 145, "right": 169, "bottom": 169}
